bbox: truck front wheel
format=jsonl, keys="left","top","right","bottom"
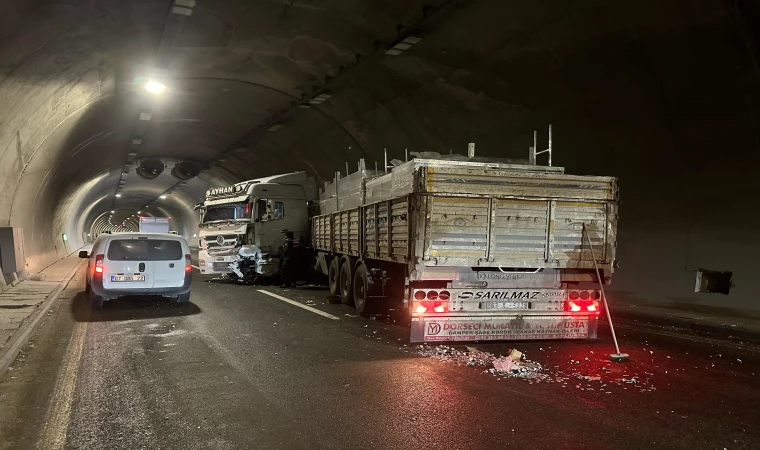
{"left": 339, "top": 260, "right": 354, "bottom": 306}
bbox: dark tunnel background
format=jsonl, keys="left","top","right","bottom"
{"left": 0, "top": 0, "right": 758, "bottom": 314}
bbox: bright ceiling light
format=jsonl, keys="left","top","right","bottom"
{"left": 160, "top": 195, "right": 167, "bottom": 199}
{"left": 110, "top": 210, "right": 115, "bottom": 213}
{"left": 115, "top": 193, "right": 122, "bottom": 198}
{"left": 145, "top": 80, "right": 166, "bottom": 94}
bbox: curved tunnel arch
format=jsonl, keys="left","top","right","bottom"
{"left": 0, "top": 0, "right": 758, "bottom": 315}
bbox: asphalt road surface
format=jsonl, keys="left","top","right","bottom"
{"left": 1, "top": 266, "right": 758, "bottom": 449}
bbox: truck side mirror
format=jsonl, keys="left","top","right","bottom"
{"left": 78, "top": 251, "right": 89, "bottom": 259}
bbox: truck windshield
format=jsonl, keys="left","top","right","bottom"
{"left": 203, "top": 203, "right": 252, "bottom": 223}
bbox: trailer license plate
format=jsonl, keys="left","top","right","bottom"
{"left": 483, "top": 301, "right": 528, "bottom": 310}
{"left": 111, "top": 275, "right": 145, "bottom": 282}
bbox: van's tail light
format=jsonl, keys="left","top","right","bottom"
{"left": 94, "top": 254, "right": 104, "bottom": 275}
{"left": 185, "top": 254, "right": 192, "bottom": 273}
{"left": 412, "top": 290, "right": 449, "bottom": 314}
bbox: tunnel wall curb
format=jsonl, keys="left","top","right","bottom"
{"left": 611, "top": 310, "right": 760, "bottom": 343}
{"left": 0, "top": 260, "right": 83, "bottom": 378}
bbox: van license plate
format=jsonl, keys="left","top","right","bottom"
{"left": 483, "top": 301, "right": 528, "bottom": 310}
{"left": 111, "top": 275, "right": 145, "bottom": 282}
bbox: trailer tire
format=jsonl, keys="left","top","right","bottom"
{"left": 328, "top": 258, "right": 340, "bottom": 296}
{"left": 339, "top": 260, "right": 354, "bottom": 306}
{"left": 353, "top": 264, "right": 374, "bottom": 316}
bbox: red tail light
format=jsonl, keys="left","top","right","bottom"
{"left": 94, "top": 254, "right": 104, "bottom": 275}
{"left": 565, "top": 299, "right": 600, "bottom": 314}
{"left": 412, "top": 290, "right": 449, "bottom": 314}
{"left": 413, "top": 301, "right": 448, "bottom": 313}
{"left": 185, "top": 254, "right": 192, "bottom": 273}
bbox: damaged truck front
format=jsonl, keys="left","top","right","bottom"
{"left": 197, "top": 173, "right": 316, "bottom": 282}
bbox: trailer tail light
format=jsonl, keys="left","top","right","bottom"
{"left": 565, "top": 299, "right": 600, "bottom": 314}
{"left": 412, "top": 290, "right": 449, "bottom": 314}
{"left": 94, "top": 254, "right": 104, "bottom": 275}
{"left": 413, "top": 301, "right": 448, "bottom": 314}
{"left": 185, "top": 254, "right": 192, "bottom": 273}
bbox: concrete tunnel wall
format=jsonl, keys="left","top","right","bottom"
{"left": 0, "top": 0, "right": 758, "bottom": 314}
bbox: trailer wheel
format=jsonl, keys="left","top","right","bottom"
{"left": 327, "top": 258, "right": 341, "bottom": 303}
{"left": 353, "top": 265, "right": 373, "bottom": 316}
{"left": 339, "top": 260, "right": 354, "bottom": 306}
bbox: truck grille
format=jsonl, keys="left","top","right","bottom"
{"left": 203, "top": 235, "right": 240, "bottom": 248}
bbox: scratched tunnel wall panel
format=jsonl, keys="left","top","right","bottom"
{"left": 0, "top": 0, "right": 758, "bottom": 311}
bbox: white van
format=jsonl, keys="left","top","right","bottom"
{"left": 79, "top": 233, "right": 193, "bottom": 308}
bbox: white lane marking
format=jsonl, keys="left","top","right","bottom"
{"left": 38, "top": 320, "right": 88, "bottom": 449}
{"left": 258, "top": 290, "right": 340, "bottom": 320}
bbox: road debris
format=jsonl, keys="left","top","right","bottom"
{"left": 411, "top": 344, "right": 657, "bottom": 392}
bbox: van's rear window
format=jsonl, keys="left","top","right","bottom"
{"left": 107, "top": 240, "right": 183, "bottom": 261}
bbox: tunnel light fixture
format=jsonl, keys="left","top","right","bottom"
{"left": 172, "top": 0, "right": 195, "bottom": 16}
{"left": 145, "top": 80, "right": 166, "bottom": 94}
{"left": 139, "top": 112, "right": 153, "bottom": 121}
{"left": 160, "top": 195, "right": 167, "bottom": 199}
{"left": 307, "top": 93, "right": 332, "bottom": 105}
{"left": 385, "top": 35, "right": 423, "bottom": 56}
{"left": 115, "top": 193, "right": 122, "bottom": 198}
{"left": 267, "top": 124, "right": 284, "bottom": 132}
{"left": 110, "top": 210, "right": 115, "bottom": 213}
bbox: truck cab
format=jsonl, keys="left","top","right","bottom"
{"left": 197, "top": 172, "right": 316, "bottom": 279}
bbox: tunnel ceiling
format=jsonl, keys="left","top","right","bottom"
{"left": 1, "top": 0, "right": 760, "bottom": 274}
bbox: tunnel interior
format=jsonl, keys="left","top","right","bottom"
{"left": 1, "top": 0, "right": 759, "bottom": 312}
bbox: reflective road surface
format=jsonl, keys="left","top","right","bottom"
{"left": 1, "top": 265, "right": 758, "bottom": 449}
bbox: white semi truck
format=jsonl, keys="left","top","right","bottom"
{"left": 197, "top": 172, "right": 317, "bottom": 281}
{"left": 198, "top": 142, "right": 619, "bottom": 343}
